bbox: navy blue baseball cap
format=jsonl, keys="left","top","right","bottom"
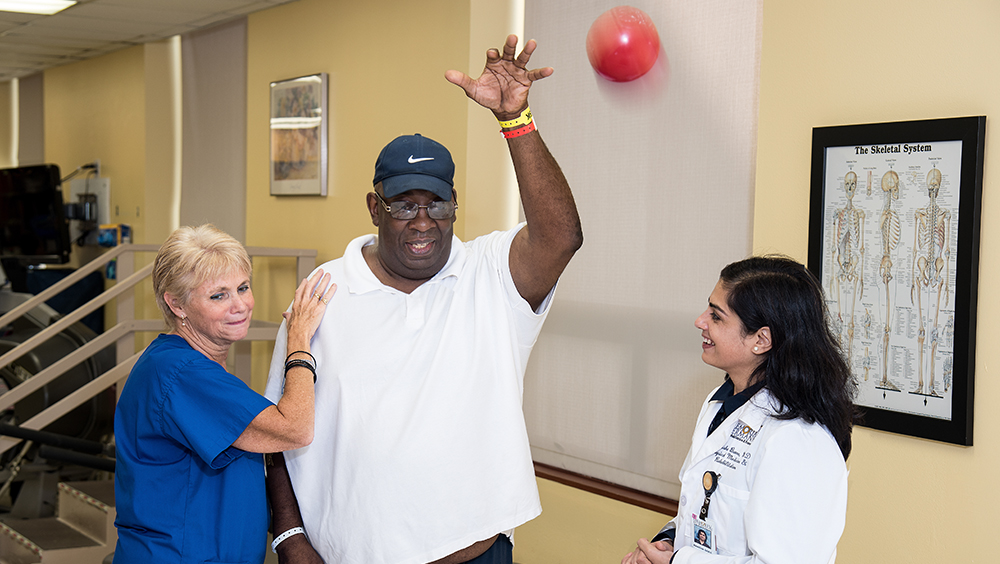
{"left": 372, "top": 134, "right": 455, "bottom": 201}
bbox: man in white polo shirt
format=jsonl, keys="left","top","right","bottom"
{"left": 264, "top": 34, "right": 582, "bottom": 564}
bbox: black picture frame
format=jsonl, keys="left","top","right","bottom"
{"left": 808, "top": 116, "right": 985, "bottom": 445}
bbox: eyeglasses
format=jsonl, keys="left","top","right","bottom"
{"left": 373, "top": 191, "right": 458, "bottom": 220}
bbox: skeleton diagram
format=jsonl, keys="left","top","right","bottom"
{"left": 910, "top": 168, "right": 951, "bottom": 396}
{"left": 942, "top": 355, "right": 954, "bottom": 393}
{"left": 877, "top": 170, "right": 901, "bottom": 390}
{"left": 860, "top": 308, "right": 873, "bottom": 380}
{"left": 944, "top": 314, "right": 955, "bottom": 348}
{"left": 862, "top": 346, "right": 873, "bottom": 382}
{"left": 831, "top": 171, "right": 865, "bottom": 362}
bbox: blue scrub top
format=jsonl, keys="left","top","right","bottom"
{"left": 114, "top": 334, "right": 274, "bottom": 564}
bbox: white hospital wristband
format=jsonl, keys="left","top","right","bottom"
{"left": 271, "top": 527, "right": 305, "bottom": 553}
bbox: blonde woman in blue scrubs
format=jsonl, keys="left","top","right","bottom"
{"left": 113, "top": 225, "right": 334, "bottom": 564}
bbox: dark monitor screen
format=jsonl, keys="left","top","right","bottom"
{"left": 0, "top": 164, "right": 71, "bottom": 264}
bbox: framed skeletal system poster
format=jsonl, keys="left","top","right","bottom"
{"left": 808, "top": 116, "right": 985, "bottom": 445}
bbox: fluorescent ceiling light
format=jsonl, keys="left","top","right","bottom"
{"left": 0, "top": 1, "right": 77, "bottom": 15}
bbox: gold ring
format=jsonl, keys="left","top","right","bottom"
{"left": 313, "top": 292, "right": 322, "bottom": 299}
{"left": 321, "top": 297, "right": 330, "bottom": 305}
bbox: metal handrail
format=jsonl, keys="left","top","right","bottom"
{"left": 0, "top": 244, "right": 156, "bottom": 330}
{"left": 0, "top": 263, "right": 155, "bottom": 377}
{"left": 0, "top": 243, "right": 317, "bottom": 456}
{"left": 0, "top": 322, "right": 133, "bottom": 412}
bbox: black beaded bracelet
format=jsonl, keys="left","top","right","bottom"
{"left": 285, "top": 350, "right": 316, "bottom": 365}
{"left": 284, "top": 358, "right": 317, "bottom": 383}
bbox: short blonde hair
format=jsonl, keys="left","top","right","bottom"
{"left": 153, "top": 224, "right": 252, "bottom": 331}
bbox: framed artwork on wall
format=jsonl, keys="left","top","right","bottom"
{"left": 808, "top": 116, "right": 986, "bottom": 445}
{"left": 269, "top": 73, "right": 328, "bottom": 196}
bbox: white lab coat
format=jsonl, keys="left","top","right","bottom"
{"left": 664, "top": 386, "right": 848, "bottom": 564}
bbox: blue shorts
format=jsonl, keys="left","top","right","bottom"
{"left": 463, "top": 534, "right": 512, "bottom": 564}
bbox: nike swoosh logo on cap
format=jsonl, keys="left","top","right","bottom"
{"left": 408, "top": 156, "right": 434, "bottom": 163}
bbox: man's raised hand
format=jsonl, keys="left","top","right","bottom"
{"left": 445, "top": 34, "right": 552, "bottom": 119}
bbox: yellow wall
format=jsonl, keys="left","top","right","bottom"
{"left": 243, "top": 0, "right": 525, "bottom": 389}
{"left": 754, "top": 1, "right": 999, "bottom": 562}
{"left": 23, "top": 1, "right": 1000, "bottom": 563}
{"left": 23, "top": 0, "right": 519, "bottom": 371}
{"left": 514, "top": 479, "right": 671, "bottom": 563}
{"left": 143, "top": 38, "right": 182, "bottom": 248}
{"left": 237, "top": 4, "right": 664, "bottom": 561}
{"left": 518, "top": 2, "right": 1000, "bottom": 564}
{"left": 245, "top": 0, "right": 471, "bottom": 262}
{"left": 42, "top": 44, "right": 166, "bottom": 337}
{"left": 0, "top": 81, "right": 13, "bottom": 167}
{"left": 42, "top": 45, "right": 161, "bottom": 338}
{"left": 44, "top": 46, "right": 147, "bottom": 251}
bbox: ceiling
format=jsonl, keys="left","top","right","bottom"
{"left": 0, "top": 0, "right": 299, "bottom": 82}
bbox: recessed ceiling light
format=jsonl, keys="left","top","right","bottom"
{"left": 0, "top": 1, "right": 77, "bottom": 15}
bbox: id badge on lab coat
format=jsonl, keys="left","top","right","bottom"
{"left": 692, "top": 517, "right": 717, "bottom": 554}
{"left": 694, "top": 470, "right": 719, "bottom": 553}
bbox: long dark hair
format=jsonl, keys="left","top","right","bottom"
{"left": 719, "top": 255, "right": 858, "bottom": 460}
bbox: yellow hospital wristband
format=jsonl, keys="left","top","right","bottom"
{"left": 498, "top": 107, "right": 533, "bottom": 129}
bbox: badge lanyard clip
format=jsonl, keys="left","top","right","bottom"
{"left": 699, "top": 471, "right": 720, "bottom": 520}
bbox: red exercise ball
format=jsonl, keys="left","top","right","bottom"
{"left": 586, "top": 6, "right": 660, "bottom": 82}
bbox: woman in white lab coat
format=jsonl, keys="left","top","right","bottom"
{"left": 623, "top": 256, "right": 857, "bottom": 564}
